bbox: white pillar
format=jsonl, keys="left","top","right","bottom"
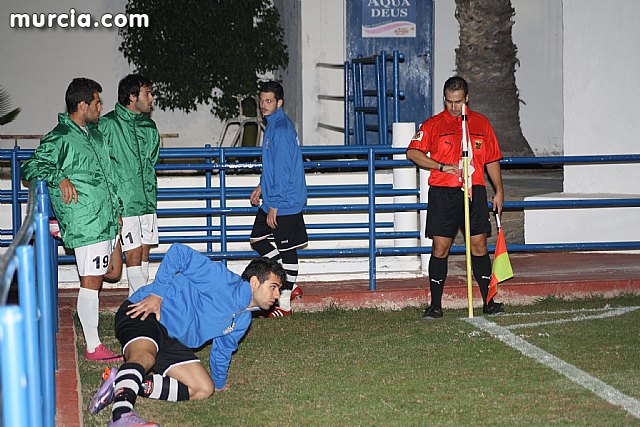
{"left": 418, "top": 168, "right": 432, "bottom": 273}
{"left": 392, "top": 122, "right": 419, "bottom": 249}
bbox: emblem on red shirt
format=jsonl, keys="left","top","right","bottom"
{"left": 474, "top": 139, "right": 482, "bottom": 150}
{"left": 411, "top": 131, "right": 423, "bottom": 141}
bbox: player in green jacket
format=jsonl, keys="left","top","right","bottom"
{"left": 22, "top": 77, "right": 123, "bottom": 362}
{"left": 99, "top": 74, "right": 160, "bottom": 295}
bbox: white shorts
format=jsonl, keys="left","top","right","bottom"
{"left": 120, "top": 214, "right": 159, "bottom": 252}
{"left": 75, "top": 238, "right": 117, "bottom": 277}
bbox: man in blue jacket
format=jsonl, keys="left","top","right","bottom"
{"left": 249, "top": 80, "right": 307, "bottom": 317}
{"left": 88, "top": 243, "right": 284, "bottom": 427}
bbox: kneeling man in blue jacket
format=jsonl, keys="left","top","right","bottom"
{"left": 88, "top": 243, "right": 285, "bottom": 427}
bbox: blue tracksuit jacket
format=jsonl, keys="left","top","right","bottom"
{"left": 129, "top": 243, "right": 255, "bottom": 389}
{"left": 260, "top": 107, "right": 307, "bottom": 215}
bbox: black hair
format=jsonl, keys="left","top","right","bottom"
{"left": 241, "top": 257, "right": 286, "bottom": 285}
{"left": 65, "top": 78, "right": 102, "bottom": 113}
{"left": 258, "top": 80, "right": 284, "bottom": 101}
{"left": 118, "top": 74, "right": 152, "bottom": 106}
{"left": 443, "top": 76, "right": 469, "bottom": 97}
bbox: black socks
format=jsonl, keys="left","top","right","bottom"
{"left": 471, "top": 253, "right": 492, "bottom": 304}
{"left": 428, "top": 255, "right": 448, "bottom": 308}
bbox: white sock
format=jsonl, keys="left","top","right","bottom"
{"left": 127, "top": 266, "right": 146, "bottom": 296}
{"left": 279, "top": 289, "right": 292, "bottom": 311}
{"left": 141, "top": 261, "right": 150, "bottom": 283}
{"left": 77, "top": 287, "right": 100, "bottom": 352}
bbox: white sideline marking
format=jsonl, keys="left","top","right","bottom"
{"left": 466, "top": 317, "right": 640, "bottom": 419}
{"left": 506, "top": 306, "right": 640, "bottom": 330}
{"left": 496, "top": 306, "right": 640, "bottom": 317}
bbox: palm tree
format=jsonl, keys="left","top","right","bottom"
{"left": 454, "top": 0, "right": 533, "bottom": 156}
{"left": 0, "top": 86, "right": 21, "bottom": 126}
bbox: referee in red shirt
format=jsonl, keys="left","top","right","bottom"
{"left": 407, "top": 76, "right": 505, "bottom": 319}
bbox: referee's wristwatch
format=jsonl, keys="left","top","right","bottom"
{"left": 439, "top": 163, "right": 444, "bottom": 172}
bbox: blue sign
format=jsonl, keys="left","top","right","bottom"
{"left": 362, "top": 0, "right": 416, "bottom": 38}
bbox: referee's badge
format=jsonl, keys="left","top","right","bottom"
{"left": 474, "top": 139, "right": 482, "bottom": 150}
{"left": 411, "top": 131, "right": 423, "bottom": 141}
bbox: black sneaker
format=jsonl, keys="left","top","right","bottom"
{"left": 422, "top": 305, "right": 443, "bottom": 320}
{"left": 483, "top": 301, "right": 505, "bottom": 315}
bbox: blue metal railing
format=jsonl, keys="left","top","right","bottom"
{"left": 0, "top": 180, "right": 58, "bottom": 427}
{"left": 2, "top": 147, "right": 640, "bottom": 289}
{"left": 317, "top": 50, "right": 405, "bottom": 145}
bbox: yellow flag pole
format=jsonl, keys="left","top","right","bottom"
{"left": 463, "top": 157, "right": 473, "bottom": 318}
{"left": 462, "top": 104, "right": 473, "bottom": 318}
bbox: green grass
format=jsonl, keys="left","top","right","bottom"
{"left": 78, "top": 295, "right": 640, "bottom": 426}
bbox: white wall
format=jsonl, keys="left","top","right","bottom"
{"left": 4, "top": 0, "right": 638, "bottom": 166}
{"left": 525, "top": 0, "right": 640, "bottom": 246}
{"left": 273, "top": 0, "right": 303, "bottom": 139}
{"left": 432, "top": 0, "right": 563, "bottom": 155}
{"left": 562, "top": 0, "right": 640, "bottom": 194}
{"left": 0, "top": 0, "right": 223, "bottom": 148}
{"left": 432, "top": 0, "right": 456, "bottom": 118}
{"left": 511, "top": 1, "right": 563, "bottom": 155}
{"left": 275, "top": 0, "right": 346, "bottom": 147}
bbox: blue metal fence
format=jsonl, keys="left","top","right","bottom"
{"left": 0, "top": 181, "right": 58, "bottom": 427}
{"left": 2, "top": 147, "right": 640, "bottom": 289}
{"left": 317, "top": 50, "right": 405, "bottom": 145}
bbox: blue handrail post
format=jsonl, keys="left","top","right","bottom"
{"left": 50, "top": 239, "right": 59, "bottom": 338}
{"left": 368, "top": 148, "right": 377, "bottom": 291}
{"left": 38, "top": 181, "right": 59, "bottom": 340}
{"left": 35, "top": 210, "right": 56, "bottom": 427}
{"left": 352, "top": 60, "right": 364, "bottom": 145}
{"left": 379, "top": 50, "right": 389, "bottom": 145}
{"left": 11, "top": 146, "right": 22, "bottom": 236}
{"left": 344, "top": 61, "right": 351, "bottom": 146}
{"left": 204, "top": 144, "right": 213, "bottom": 254}
{"left": 375, "top": 53, "right": 384, "bottom": 146}
{"left": 17, "top": 245, "right": 43, "bottom": 427}
{"left": 219, "top": 147, "right": 228, "bottom": 265}
{"left": 358, "top": 61, "right": 367, "bottom": 145}
{"left": 392, "top": 50, "right": 401, "bottom": 122}
{"left": 0, "top": 306, "right": 30, "bottom": 427}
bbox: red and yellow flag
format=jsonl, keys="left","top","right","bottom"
{"left": 487, "top": 227, "right": 513, "bottom": 302}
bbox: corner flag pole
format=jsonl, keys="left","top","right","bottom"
{"left": 462, "top": 103, "right": 473, "bottom": 318}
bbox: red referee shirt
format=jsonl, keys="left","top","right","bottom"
{"left": 407, "top": 107, "right": 502, "bottom": 187}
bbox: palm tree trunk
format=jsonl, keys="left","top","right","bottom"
{"left": 454, "top": 0, "right": 534, "bottom": 156}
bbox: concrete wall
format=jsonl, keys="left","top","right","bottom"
{"left": 525, "top": 0, "right": 640, "bottom": 246}
{"left": 11, "top": 0, "right": 639, "bottom": 162}
{"left": 2, "top": 0, "right": 564, "bottom": 154}
{"left": 562, "top": 0, "right": 640, "bottom": 194}
{"left": 0, "top": 0, "right": 224, "bottom": 149}
{"left": 275, "top": 0, "right": 346, "bottom": 146}
{"left": 273, "top": 0, "right": 303, "bottom": 140}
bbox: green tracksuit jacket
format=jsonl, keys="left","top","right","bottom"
{"left": 99, "top": 103, "right": 160, "bottom": 217}
{"left": 21, "top": 113, "right": 121, "bottom": 249}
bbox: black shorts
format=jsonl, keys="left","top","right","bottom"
{"left": 115, "top": 300, "right": 199, "bottom": 375}
{"left": 426, "top": 186, "right": 492, "bottom": 239}
{"left": 249, "top": 209, "right": 308, "bottom": 251}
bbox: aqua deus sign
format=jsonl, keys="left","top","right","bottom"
{"left": 362, "top": 0, "right": 416, "bottom": 38}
